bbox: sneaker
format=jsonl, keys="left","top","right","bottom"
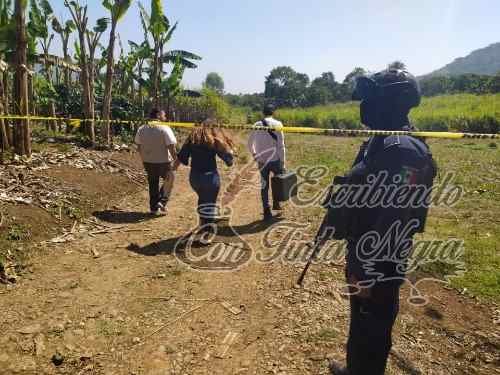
{"left": 329, "top": 360, "right": 349, "bottom": 375}
{"left": 198, "top": 226, "right": 215, "bottom": 246}
{"left": 151, "top": 203, "right": 166, "bottom": 216}
{"left": 199, "top": 236, "right": 213, "bottom": 246}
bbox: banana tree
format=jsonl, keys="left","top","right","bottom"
{"left": 85, "top": 17, "right": 108, "bottom": 120}
{"left": 101, "top": 0, "right": 132, "bottom": 145}
{"left": 139, "top": 1, "right": 200, "bottom": 108}
{"left": 52, "top": 17, "right": 76, "bottom": 86}
{"left": 64, "top": 0, "right": 95, "bottom": 144}
{"left": 0, "top": 58, "right": 8, "bottom": 151}
{"left": 28, "top": 0, "right": 54, "bottom": 81}
{"left": 28, "top": 0, "right": 58, "bottom": 129}
{"left": 160, "top": 55, "right": 184, "bottom": 119}
{"left": 127, "top": 40, "right": 149, "bottom": 116}
{"left": 14, "top": 0, "right": 30, "bottom": 155}
{"left": 138, "top": 0, "right": 162, "bottom": 107}
{"left": 0, "top": 0, "right": 14, "bottom": 149}
{"left": 0, "top": 0, "right": 15, "bottom": 60}
{"left": 116, "top": 41, "right": 137, "bottom": 100}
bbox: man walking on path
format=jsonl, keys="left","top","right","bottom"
{"left": 248, "top": 104, "right": 286, "bottom": 221}
{"left": 135, "top": 109, "right": 177, "bottom": 215}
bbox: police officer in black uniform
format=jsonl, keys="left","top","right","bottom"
{"left": 322, "top": 69, "right": 437, "bottom": 375}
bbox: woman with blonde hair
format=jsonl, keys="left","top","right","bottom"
{"left": 175, "top": 118, "right": 235, "bottom": 238}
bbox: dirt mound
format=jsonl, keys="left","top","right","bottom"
{"left": 0, "top": 145, "right": 145, "bottom": 285}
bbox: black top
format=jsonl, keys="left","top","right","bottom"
{"left": 324, "top": 133, "right": 436, "bottom": 283}
{"left": 178, "top": 141, "right": 234, "bottom": 173}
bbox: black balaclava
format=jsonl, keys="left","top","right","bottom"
{"left": 360, "top": 97, "right": 411, "bottom": 130}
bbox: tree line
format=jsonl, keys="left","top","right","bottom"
{"left": 419, "top": 73, "right": 500, "bottom": 97}
{"left": 226, "top": 66, "right": 367, "bottom": 110}
{"left": 226, "top": 61, "right": 500, "bottom": 110}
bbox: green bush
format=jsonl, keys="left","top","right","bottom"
{"left": 173, "top": 89, "right": 231, "bottom": 123}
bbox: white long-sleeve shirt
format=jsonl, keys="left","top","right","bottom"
{"left": 247, "top": 117, "right": 286, "bottom": 165}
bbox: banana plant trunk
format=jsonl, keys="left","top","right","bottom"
{"left": 3, "top": 72, "right": 12, "bottom": 146}
{"left": 28, "top": 73, "right": 35, "bottom": 115}
{"left": 44, "top": 54, "right": 57, "bottom": 131}
{"left": 152, "top": 42, "right": 160, "bottom": 108}
{"left": 14, "top": 0, "right": 30, "bottom": 156}
{"left": 62, "top": 38, "right": 71, "bottom": 87}
{"left": 158, "top": 43, "right": 164, "bottom": 109}
{"left": 77, "top": 31, "right": 95, "bottom": 145}
{"left": 88, "top": 60, "right": 95, "bottom": 122}
{"left": 55, "top": 64, "right": 60, "bottom": 85}
{"left": 0, "top": 75, "right": 8, "bottom": 151}
{"left": 102, "top": 20, "right": 118, "bottom": 146}
{"left": 138, "top": 63, "right": 144, "bottom": 118}
{"left": 50, "top": 102, "right": 57, "bottom": 132}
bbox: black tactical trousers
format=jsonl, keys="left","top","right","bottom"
{"left": 346, "top": 283, "right": 400, "bottom": 375}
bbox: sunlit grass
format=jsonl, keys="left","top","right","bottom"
{"left": 285, "top": 134, "right": 500, "bottom": 301}
{"left": 272, "top": 94, "right": 500, "bottom": 133}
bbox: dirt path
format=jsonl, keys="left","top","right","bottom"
{"left": 0, "top": 163, "right": 499, "bottom": 375}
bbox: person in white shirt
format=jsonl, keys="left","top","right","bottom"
{"left": 135, "top": 109, "right": 177, "bottom": 215}
{"left": 247, "top": 104, "right": 286, "bottom": 221}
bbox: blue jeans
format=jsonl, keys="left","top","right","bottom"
{"left": 259, "top": 160, "right": 284, "bottom": 210}
{"left": 189, "top": 170, "right": 220, "bottom": 225}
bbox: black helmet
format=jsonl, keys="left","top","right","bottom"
{"left": 352, "top": 69, "right": 421, "bottom": 109}
{"left": 352, "top": 69, "right": 421, "bottom": 130}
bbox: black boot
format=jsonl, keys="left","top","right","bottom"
{"left": 263, "top": 207, "right": 273, "bottom": 221}
{"left": 329, "top": 360, "right": 349, "bottom": 375}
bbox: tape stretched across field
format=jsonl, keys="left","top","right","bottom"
{"left": 1, "top": 115, "right": 499, "bottom": 140}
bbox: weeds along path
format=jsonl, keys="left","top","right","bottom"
{"left": 0, "top": 159, "right": 498, "bottom": 375}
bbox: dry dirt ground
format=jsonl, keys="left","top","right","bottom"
{"left": 0, "top": 150, "right": 499, "bottom": 375}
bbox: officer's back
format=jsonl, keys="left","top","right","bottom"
{"left": 326, "top": 69, "right": 437, "bottom": 375}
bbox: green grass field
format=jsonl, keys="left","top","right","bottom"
{"left": 270, "top": 94, "right": 500, "bottom": 133}
{"left": 284, "top": 134, "right": 500, "bottom": 301}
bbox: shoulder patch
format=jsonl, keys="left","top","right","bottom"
{"left": 384, "top": 135, "right": 401, "bottom": 150}
{"left": 398, "top": 165, "right": 420, "bottom": 185}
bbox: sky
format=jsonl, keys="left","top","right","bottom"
{"left": 48, "top": 0, "right": 500, "bottom": 94}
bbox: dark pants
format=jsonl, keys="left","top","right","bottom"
{"left": 189, "top": 170, "right": 220, "bottom": 225}
{"left": 259, "top": 160, "right": 284, "bottom": 211}
{"left": 346, "top": 283, "right": 400, "bottom": 375}
{"left": 143, "top": 162, "right": 175, "bottom": 211}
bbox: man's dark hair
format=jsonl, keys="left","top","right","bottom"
{"left": 263, "top": 104, "right": 275, "bottom": 117}
{"left": 149, "top": 108, "right": 161, "bottom": 119}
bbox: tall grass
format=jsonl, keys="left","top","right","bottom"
{"left": 284, "top": 134, "right": 500, "bottom": 301}
{"left": 270, "top": 94, "right": 500, "bottom": 133}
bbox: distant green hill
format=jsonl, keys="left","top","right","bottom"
{"left": 424, "top": 43, "right": 500, "bottom": 77}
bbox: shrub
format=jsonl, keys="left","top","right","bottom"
{"left": 173, "top": 89, "right": 231, "bottom": 123}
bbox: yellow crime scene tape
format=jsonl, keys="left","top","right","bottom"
{"left": 0, "top": 115, "right": 499, "bottom": 140}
